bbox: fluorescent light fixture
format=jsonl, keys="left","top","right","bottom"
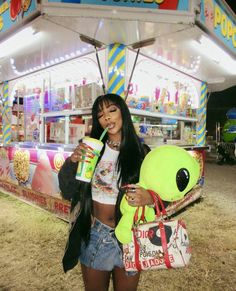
{"left": 0, "top": 27, "right": 42, "bottom": 58}
{"left": 192, "top": 35, "right": 236, "bottom": 74}
{"left": 207, "top": 77, "right": 226, "bottom": 84}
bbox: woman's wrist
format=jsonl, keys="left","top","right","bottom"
{"left": 70, "top": 154, "right": 78, "bottom": 163}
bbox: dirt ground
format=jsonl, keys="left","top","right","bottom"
{"left": 0, "top": 161, "right": 236, "bottom": 291}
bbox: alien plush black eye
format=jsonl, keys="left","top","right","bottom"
{"left": 176, "top": 168, "right": 190, "bottom": 192}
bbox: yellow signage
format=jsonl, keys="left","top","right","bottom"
{"left": 214, "top": 3, "right": 236, "bottom": 47}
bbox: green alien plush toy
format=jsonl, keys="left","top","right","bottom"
{"left": 115, "top": 145, "right": 200, "bottom": 244}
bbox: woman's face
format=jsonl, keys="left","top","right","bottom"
{"left": 97, "top": 101, "right": 123, "bottom": 141}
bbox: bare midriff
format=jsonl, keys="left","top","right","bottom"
{"left": 93, "top": 200, "right": 116, "bottom": 228}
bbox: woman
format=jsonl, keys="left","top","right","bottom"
{"left": 58, "top": 93, "right": 153, "bottom": 291}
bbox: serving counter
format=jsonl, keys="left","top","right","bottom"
{"left": 0, "top": 141, "right": 206, "bottom": 220}
{"left": 0, "top": 143, "right": 73, "bottom": 219}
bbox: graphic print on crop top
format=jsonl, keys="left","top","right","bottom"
{"left": 92, "top": 144, "right": 119, "bottom": 205}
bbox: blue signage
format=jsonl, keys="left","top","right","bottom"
{"left": 48, "top": 0, "right": 189, "bottom": 11}
{"left": 200, "top": 0, "right": 236, "bottom": 54}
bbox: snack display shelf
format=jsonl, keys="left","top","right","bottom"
{"left": 41, "top": 108, "right": 197, "bottom": 122}
{"left": 41, "top": 108, "right": 92, "bottom": 118}
{"left": 8, "top": 141, "right": 76, "bottom": 151}
{"left": 129, "top": 108, "right": 197, "bottom": 122}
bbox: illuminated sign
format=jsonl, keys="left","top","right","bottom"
{"left": 214, "top": 3, "right": 236, "bottom": 47}
{"left": 200, "top": 0, "right": 236, "bottom": 53}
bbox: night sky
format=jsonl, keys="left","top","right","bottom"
{"left": 207, "top": 87, "right": 236, "bottom": 138}
{"left": 225, "top": 0, "right": 236, "bottom": 13}
{"left": 206, "top": 0, "right": 236, "bottom": 138}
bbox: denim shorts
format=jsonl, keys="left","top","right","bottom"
{"left": 79, "top": 218, "right": 137, "bottom": 276}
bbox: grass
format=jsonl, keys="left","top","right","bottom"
{"left": 0, "top": 163, "right": 236, "bottom": 290}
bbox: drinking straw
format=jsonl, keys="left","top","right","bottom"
{"left": 99, "top": 127, "right": 108, "bottom": 141}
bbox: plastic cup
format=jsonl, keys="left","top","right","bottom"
{"left": 75, "top": 137, "right": 104, "bottom": 182}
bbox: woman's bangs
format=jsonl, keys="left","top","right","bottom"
{"left": 97, "top": 95, "right": 119, "bottom": 112}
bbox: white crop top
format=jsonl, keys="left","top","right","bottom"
{"left": 91, "top": 143, "right": 119, "bottom": 205}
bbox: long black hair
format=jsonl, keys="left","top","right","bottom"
{"left": 79, "top": 94, "right": 149, "bottom": 243}
{"left": 91, "top": 94, "right": 146, "bottom": 184}
{"left": 91, "top": 94, "right": 148, "bottom": 223}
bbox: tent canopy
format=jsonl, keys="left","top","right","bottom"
{"left": 0, "top": 1, "right": 235, "bottom": 92}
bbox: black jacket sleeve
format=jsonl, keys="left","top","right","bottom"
{"left": 58, "top": 157, "right": 81, "bottom": 201}
{"left": 143, "top": 143, "right": 151, "bottom": 156}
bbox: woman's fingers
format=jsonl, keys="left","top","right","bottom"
{"left": 125, "top": 186, "right": 139, "bottom": 206}
{"left": 125, "top": 186, "right": 153, "bottom": 206}
{"left": 70, "top": 143, "right": 94, "bottom": 163}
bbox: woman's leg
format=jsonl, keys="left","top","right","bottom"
{"left": 81, "top": 264, "right": 111, "bottom": 291}
{"left": 112, "top": 266, "right": 140, "bottom": 291}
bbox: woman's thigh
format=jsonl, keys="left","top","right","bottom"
{"left": 81, "top": 264, "right": 111, "bottom": 291}
{"left": 112, "top": 266, "right": 140, "bottom": 291}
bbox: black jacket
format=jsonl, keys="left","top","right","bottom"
{"left": 58, "top": 158, "right": 91, "bottom": 273}
{"left": 58, "top": 144, "right": 151, "bottom": 273}
{"left": 58, "top": 158, "right": 80, "bottom": 207}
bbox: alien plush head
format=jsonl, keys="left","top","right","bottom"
{"left": 138, "top": 145, "right": 200, "bottom": 202}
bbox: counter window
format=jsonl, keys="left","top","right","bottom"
{"left": 132, "top": 115, "right": 196, "bottom": 147}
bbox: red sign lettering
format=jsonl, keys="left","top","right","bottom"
{"left": 54, "top": 201, "right": 70, "bottom": 214}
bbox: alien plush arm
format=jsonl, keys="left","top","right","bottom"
{"left": 115, "top": 195, "right": 155, "bottom": 244}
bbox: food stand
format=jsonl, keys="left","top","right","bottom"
{"left": 0, "top": 0, "right": 235, "bottom": 220}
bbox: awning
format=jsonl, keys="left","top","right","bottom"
{"left": 0, "top": 0, "right": 235, "bottom": 92}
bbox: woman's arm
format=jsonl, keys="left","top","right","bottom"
{"left": 58, "top": 157, "right": 81, "bottom": 201}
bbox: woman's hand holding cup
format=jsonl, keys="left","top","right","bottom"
{"left": 75, "top": 137, "right": 104, "bottom": 182}
{"left": 70, "top": 142, "right": 94, "bottom": 163}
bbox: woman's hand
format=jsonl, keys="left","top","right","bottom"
{"left": 124, "top": 184, "right": 154, "bottom": 207}
{"left": 70, "top": 142, "right": 95, "bottom": 163}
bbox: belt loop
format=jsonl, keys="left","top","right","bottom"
{"left": 95, "top": 218, "right": 102, "bottom": 232}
